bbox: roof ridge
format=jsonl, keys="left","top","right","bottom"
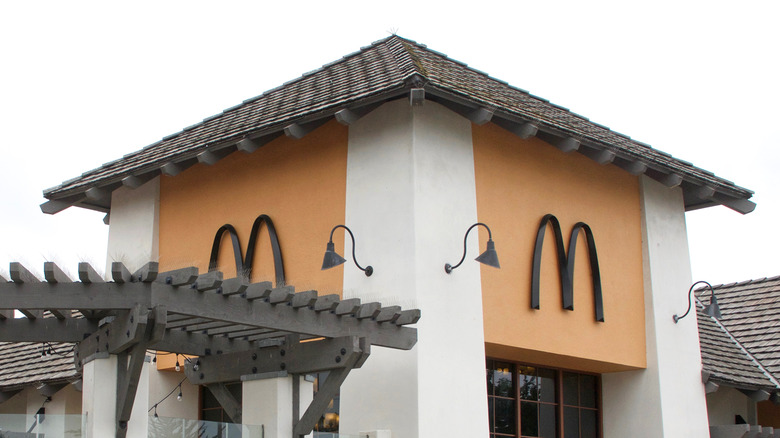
{"left": 708, "top": 274, "right": 780, "bottom": 290}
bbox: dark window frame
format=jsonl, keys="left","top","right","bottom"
{"left": 487, "top": 358, "right": 602, "bottom": 438}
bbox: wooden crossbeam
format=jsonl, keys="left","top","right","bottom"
{"left": 0, "top": 281, "right": 151, "bottom": 311}
{"left": 152, "top": 328, "right": 253, "bottom": 356}
{"left": 0, "top": 317, "right": 97, "bottom": 342}
{"left": 186, "top": 336, "right": 365, "bottom": 385}
{"left": 0, "top": 279, "right": 417, "bottom": 348}
{"left": 132, "top": 262, "right": 159, "bottom": 283}
{"left": 1, "top": 263, "right": 419, "bottom": 350}
{"left": 9, "top": 263, "right": 43, "bottom": 320}
{"left": 75, "top": 306, "right": 148, "bottom": 366}
{"left": 116, "top": 306, "right": 166, "bottom": 437}
{"left": 0, "top": 274, "right": 11, "bottom": 320}
{"left": 78, "top": 262, "right": 104, "bottom": 284}
{"left": 293, "top": 346, "right": 362, "bottom": 437}
{"left": 206, "top": 384, "right": 242, "bottom": 424}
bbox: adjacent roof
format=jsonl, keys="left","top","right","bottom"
{"left": 42, "top": 35, "right": 755, "bottom": 214}
{"left": 698, "top": 307, "right": 778, "bottom": 391}
{"left": 697, "top": 276, "right": 780, "bottom": 393}
{"left": 0, "top": 341, "right": 78, "bottom": 392}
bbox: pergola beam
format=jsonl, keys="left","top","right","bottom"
{"left": 206, "top": 384, "right": 242, "bottom": 424}
{"left": 116, "top": 306, "right": 166, "bottom": 437}
{"left": 0, "top": 317, "right": 97, "bottom": 342}
{"left": 185, "top": 336, "right": 366, "bottom": 385}
{"left": 293, "top": 348, "right": 362, "bottom": 437}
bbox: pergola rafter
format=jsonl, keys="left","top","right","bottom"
{"left": 0, "top": 261, "right": 419, "bottom": 438}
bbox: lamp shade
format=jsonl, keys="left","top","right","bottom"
{"left": 704, "top": 294, "right": 722, "bottom": 320}
{"left": 321, "top": 241, "right": 347, "bottom": 270}
{"left": 474, "top": 239, "right": 500, "bottom": 269}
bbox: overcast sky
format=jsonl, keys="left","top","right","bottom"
{"left": 1, "top": 1, "right": 778, "bottom": 286}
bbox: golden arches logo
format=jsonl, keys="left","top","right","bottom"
{"left": 531, "top": 214, "right": 604, "bottom": 322}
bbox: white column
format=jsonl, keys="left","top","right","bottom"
{"left": 601, "top": 176, "right": 710, "bottom": 437}
{"left": 81, "top": 178, "right": 160, "bottom": 436}
{"left": 82, "top": 356, "right": 118, "bottom": 437}
{"left": 339, "top": 99, "right": 489, "bottom": 438}
{"left": 242, "top": 376, "right": 313, "bottom": 437}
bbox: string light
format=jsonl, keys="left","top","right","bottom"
{"left": 147, "top": 376, "right": 187, "bottom": 418}
{"left": 174, "top": 354, "right": 181, "bottom": 372}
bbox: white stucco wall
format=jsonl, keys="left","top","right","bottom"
{"left": 148, "top": 368, "right": 198, "bottom": 421}
{"left": 339, "top": 99, "right": 489, "bottom": 438}
{"left": 601, "top": 176, "right": 710, "bottom": 437}
{"left": 707, "top": 387, "right": 754, "bottom": 426}
{"left": 106, "top": 177, "right": 160, "bottom": 274}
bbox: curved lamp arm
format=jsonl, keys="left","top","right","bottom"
{"left": 445, "top": 222, "right": 499, "bottom": 274}
{"left": 324, "top": 225, "right": 373, "bottom": 276}
{"left": 674, "top": 280, "right": 719, "bottom": 323}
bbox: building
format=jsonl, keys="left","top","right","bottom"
{"left": 0, "top": 35, "right": 757, "bottom": 437}
{"left": 697, "top": 277, "right": 780, "bottom": 437}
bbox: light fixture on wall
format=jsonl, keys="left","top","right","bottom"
{"left": 321, "top": 225, "right": 373, "bottom": 276}
{"left": 673, "top": 280, "right": 721, "bottom": 323}
{"left": 445, "top": 223, "right": 500, "bottom": 274}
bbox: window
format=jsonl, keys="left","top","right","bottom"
{"left": 487, "top": 359, "right": 599, "bottom": 438}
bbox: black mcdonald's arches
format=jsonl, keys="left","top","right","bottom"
{"left": 531, "top": 214, "right": 604, "bottom": 322}
{"left": 208, "top": 214, "right": 285, "bottom": 286}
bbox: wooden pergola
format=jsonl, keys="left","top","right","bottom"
{"left": 0, "top": 261, "right": 419, "bottom": 437}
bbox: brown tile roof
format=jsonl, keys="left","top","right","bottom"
{"left": 697, "top": 306, "right": 778, "bottom": 391}
{"left": 700, "top": 276, "right": 780, "bottom": 383}
{"left": 0, "top": 341, "right": 79, "bottom": 391}
{"left": 42, "top": 35, "right": 754, "bottom": 214}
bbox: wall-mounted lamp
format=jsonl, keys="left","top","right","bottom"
{"left": 445, "top": 223, "right": 500, "bottom": 274}
{"left": 322, "top": 225, "right": 373, "bottom": 276}
{"left": 674, "top": 280, "right": 721, "bottom": 323}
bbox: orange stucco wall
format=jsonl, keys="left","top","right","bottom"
{"left": 473, "top": 123, "right": 646, "bottom": 373}
{"left": 159, "top": 120, "right": 348, "bottom": 295}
